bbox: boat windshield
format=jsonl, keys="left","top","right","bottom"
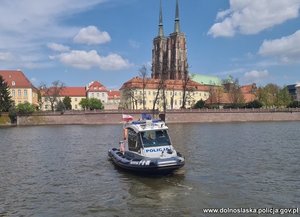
{"left": 140, "top": 130, "right": 171, "bottom": 148}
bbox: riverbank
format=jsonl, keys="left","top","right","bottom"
{"left": 15, "top": 109, "right": 300, "bottom": 126}
{"left": 0, "top": 113, "right": 11, "bottom": 126}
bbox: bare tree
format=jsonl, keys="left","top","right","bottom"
{"left": 123, "top": 88, "right": 138, "bottom": 110}
{"left": 41, "top": 80, "right": 65, "bottom": 111}
{"left": 228, "top": 78, "right": 244, "bottom": 105}
{"left": 152, "top": 79, "right": 164, "bottom": 115}
{"left": 181, "top": 68, "right": 190, "bottom": 109}
{"left": 138, "top": 65, "right": 148, "bottom": 110}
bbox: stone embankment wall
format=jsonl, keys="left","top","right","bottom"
{"left": 17, "top": 110, "right": 300, "bottom": 126}
{"left": 0, "top": 113, "right": 11, "bottom": 126}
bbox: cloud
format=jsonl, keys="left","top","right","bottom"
{"left": 244, "top": 70, "right": 269, "bottom": 83}
{"left": 0, "top": 52, "right": 14, "bottom": 61}
{"left": 129, "top": 40, "right": 141, "bottom": 49}
{"left": 73, "top": 26, "right": 111, "bottom": 45}
{"left": 56, "top": 50, "right": 132, "bottom": 70}
{"left": 47, "top": 43, "right": 70, "bottom": 52}
{"left": 208, "top": 0, "right": 300, "bottom": 37}
{"left": 258, "top": 30, "right": 300, "bottom": 63}
{"left": 0, "top": 0, "right": 106, "bottom": 68}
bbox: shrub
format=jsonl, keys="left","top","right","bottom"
{"left": 17, "top": 102, "right": 35, "bottom": 115}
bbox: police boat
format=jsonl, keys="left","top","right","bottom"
{"left": 108, "top": 119, "right": 185, "bottom": 174}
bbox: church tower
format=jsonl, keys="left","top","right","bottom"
{"left": 151, "top": 0, "right": 188, "bottom": 80}
{"left": 151, "top": 0, "right": 168, "bottom": 79}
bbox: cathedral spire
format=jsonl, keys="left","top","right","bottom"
{"left": 174, "top": 0, "right": 181, "bottom": 33}
{"left": 158, "top": 0, "right": 164, "bottom": 37}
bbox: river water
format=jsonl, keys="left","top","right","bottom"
{"left": 0, "top": 122, "right": 299, "bottom": 217}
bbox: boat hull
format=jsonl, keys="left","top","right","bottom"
{"left": 108, "top": 148, "right": 185, "bottom": 174}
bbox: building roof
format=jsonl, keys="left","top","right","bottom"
{"left": 120, "top": 77, "right": 210, "bottom": 91}
{"left": 60, "top": 87, "right": 86, "bottom": 97}
{"left": 190, "top": 73, "right": 222, "bottom": 86}
{"left": 41, "top": 87, "right": 86, "bottom": 97}
{"left": 108, "top": 90, "right": 120, "bottom": 100}
{"left": 86, "top": 81, "right": 108, "bottom": 92}
{"left": 0, "top": 70, "right": 36, "bottom": 89}
{"left": 240, "top": 84, "right": 257, "bottom": 94}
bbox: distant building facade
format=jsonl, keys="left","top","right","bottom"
{"left": 106, "top": 90, "right": 121, "bottom": 110}
{"left": 287, "top": 84, "right": 298, "bottom": 101}
{"left": 120, "top": 77, "right": 210, "bottom": 110}
{"left": 0, "top": 70, "right": 38, "bottom": 107}
{"left": 151, "top": 0, "right": 188, "bottom": 80}
{"left": 296, "top": 84, "right": 300, "bottom": 101}
{"left": 42, "top": 87, "right": 86, "bottom": 111}
{"left": 86, "top": 81, "right": 108, "bottom": 104}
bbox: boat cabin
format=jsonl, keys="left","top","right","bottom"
{"left": 124, "top": 120, "right": 174, "bottom": 158}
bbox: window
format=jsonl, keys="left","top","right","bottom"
{"left": 97, "top": 93, "right": 100, "bottom": 97}
{"left": 127, "top": 128, "right": 142, "bottom": 152}
{"left": 12, "top": 81, "right": 15, "bottom": 86}
{"left": 75, "top": 98, "right": 77, "bottom": 102}
{"left": 75, "top": 105, "right": 78, "bottom": 109}
{"left": 24, "top": 90, "right": 27, "bottom": 96}
{"left": 141, "top": 130, "right": 171, "bottom": 148}
{"left": 12, "top": 90, "right": 15, "bottom": 97}
{"left": 102, "top": 93, "right": 105, "bottom": 97}
{"left": 18, "top": 89, "right": 21, "bottom": 96}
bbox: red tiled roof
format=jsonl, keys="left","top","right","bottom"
{"left": 207, "top": 92, "right": 256, "bottom": 104}
{"left": 120, "top": 77, "right": 210, "bottom": 91}
{"left": 0, "top": 70, "right": 35, "bottom": 89}
{"left": 87, "top": 81, "right": 108, "bottom": 92}
{"left": 108, "top": 90, "right": 120, "bottom": 100}
{"left": 60, "top": 87, "right": 86, "bottom": 97}
{"left": 41, "top": 87, "right": 86, "bottom": 97}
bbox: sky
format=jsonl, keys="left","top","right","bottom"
{"left": 0, "top": 0, "right": 300, "bottom": 89}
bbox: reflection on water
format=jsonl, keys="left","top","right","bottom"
{"left": 0, "top": 122, "right": 300, "bottom": 216}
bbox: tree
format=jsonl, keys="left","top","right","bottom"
{"left": 40, "top": 80, "right": 65, "bottom": 111}
{"left": 63, "top": 96, "right": 72, "bottom": 110}
{"left": 152, "top": 78, "right": 165, "bottom": 114}
{"left": 245, "top": 100, "right": 263, "bottom": 108}
{"left": 228, "top": 78, "right": 245, "bottom": 106}
{"left": 139, "top": 65, "right": 148, "bottom": 110}
{"left": 89, "top": 98, "right": 104, "bottom": 110}
{"left": 276, "top": 86, "right": 292, "bottom": 108}
{"left": 0, "top": 75, "right": 13, "bottom": 113}
{"left": 79, "top": 98, "right": 89, "bottom": 110}
{"left": 79, "top": 98, "right": 104, "bottom": 110}
{"left": 193, "top": 99, "right": 205, "bottom": 109}
{"left": 181, "top": 69, "right": 190, "bottom": 109}
{"left": 122, "top": 88, "right": 138, "bottom": 110}
{"left": 16, "top": 102, "right": 35, "bottom": 115}
{"left": 56, "top": 101, "right": 66, "bottom": 113}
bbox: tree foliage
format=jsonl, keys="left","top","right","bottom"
{"left": 79, "top": 98, "right": 104, "bottom": 110}
{"left": 193, "top": 99, "right": 205, "bottom": 109}
{"left": 63, "top": 96, "right": 72, "bottom": 110}
{"left": 0, "top": 75, "right": 13, "bottom": 113}
{"left": 245, "top": 100, "right": 263, "bottom": 108}
{"left": 89, "top": 98, "right": 104, "bottom": 110}
{"left": 56, "top": 101, "right": 66, "bottom": 113}
{"left": 16, "top": 102, "right": 35, "bottom": 115}
{"left": 257, "top": 84, "right": 292, "bottom": 108}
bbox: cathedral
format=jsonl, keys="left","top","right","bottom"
{"left": 151, "top": 0, "right": 188, "bottom": 81}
